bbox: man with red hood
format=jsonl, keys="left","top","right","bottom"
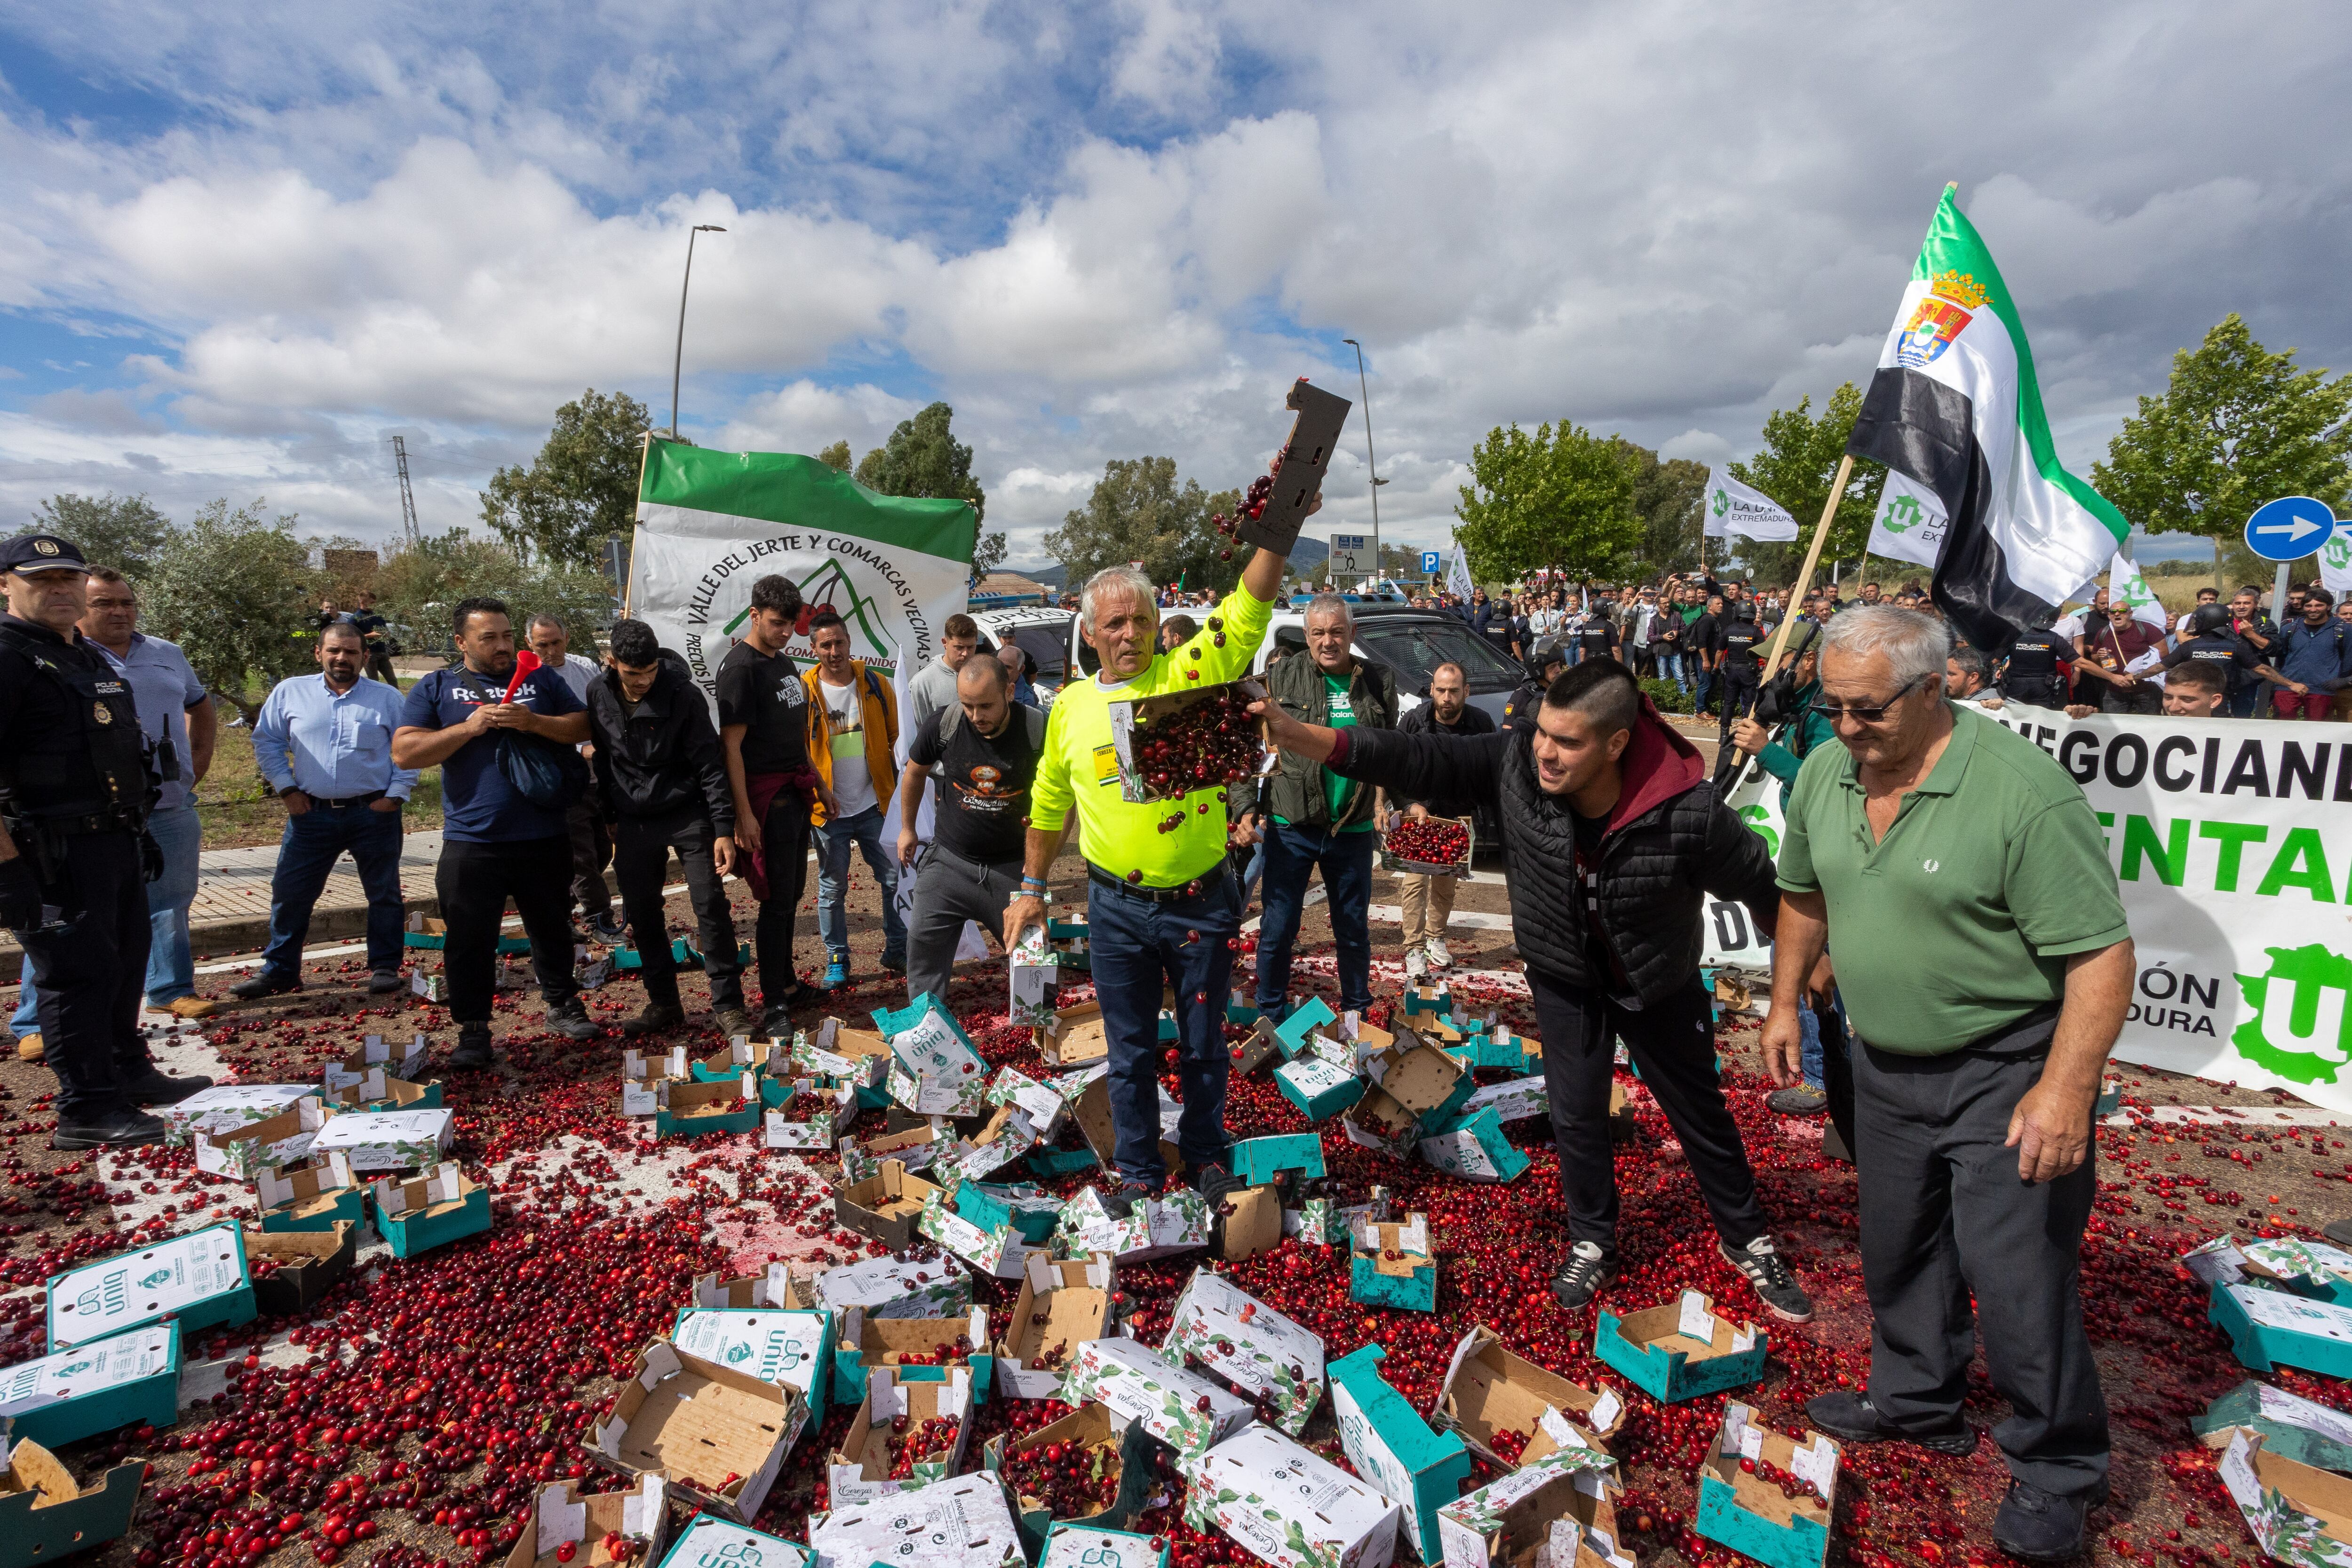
{"left": 1254, "top": 660, "right": 1809, "bottom": 1322}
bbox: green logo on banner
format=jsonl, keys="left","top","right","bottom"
{"left": 1880, "top": 494, "right": 1925, "bottom": 533}
{"left": 2326, "top": 531, "right": 2352, "bottom": 572}
{"left": 1738, "top": 804, "right": 1779, "bottom": 858}
{"left": 2233, "top": 945, "right": 2352, "bottom": 1082}
{"left": 1711, "top": 488, "right": 1729, "bottom": 517}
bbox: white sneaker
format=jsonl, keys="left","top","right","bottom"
{"left": 1404, "top": 946, "right": 1428, "bottom": 980}
{"left": 1425, "top": 935, "right": 1453, "bottom": 969}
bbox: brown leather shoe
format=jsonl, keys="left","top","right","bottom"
{"left": 167, "top": 996, "right": 226, "bottom": 1019}
{"left": 16, "top": 1033, "right": 42, "bottom": 1063}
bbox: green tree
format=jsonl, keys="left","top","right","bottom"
{"left": 1454, "top": 421, "right": 1640, "bottom": 583}
{"left": 1612, "top": 441, "right": 1707, "bottom": 576}
{"left": 32, "top": 493, "right": 174, "bottom": 578}
{"left": 1726, "top": 382, "right": 1885, "bottom": 585}
{"left": 815, "top": 439, "right": 853, "bottom": 474}
{"left": 1041, "top": 458, "right": 1243, "bottom": 591}
{"left": 853, "top": 401, "right": 997, "bottom": 586}
{"left": 141, "top": 499, "right": 323, "bottom": 724}
{"left": 2093, "top": 313, "right": 2352, "bottom": 588}
{"left": 479, "top": 388, "right": 652, "bottom": 569}
{"left": 373, "top": 529, "right": 615, "bottom": 661}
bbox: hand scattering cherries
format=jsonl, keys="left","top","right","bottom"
{"left": 1209, "top": 448, "right": 1291, "bottom": 560}
{"left": 1384, "top": 816, "right": 1470, "bottom": 868}
{"left": 1128, "top": 683, "right": 1262, "bottom": 803}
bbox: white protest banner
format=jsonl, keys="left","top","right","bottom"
{"left": 1446, "top": 544, "right": 1476, "bottom": 600}
{"left": 1700, "top": 766, "right": 1785, "bottom": 974}
{"left": 1710, "top": 702, "right": 2352, "bottom": 1114}
{"left": 2108, "top": 551, "right": 2170, "bottom": 634}
{"left": 2321, "top": 526, "right": 2352, "bottom": 600}
{"left": 1865, "top": 470, "right": 1947, "bottom": 571}
{"left": 1703, "top": 470, "right": 1799, "bottom": 541}
{"left": 628, "top": 438, "right": 978, "bottom": 703}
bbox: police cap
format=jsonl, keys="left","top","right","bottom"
{"left": 0, "top": 534, "right": 91, "bottom": 575}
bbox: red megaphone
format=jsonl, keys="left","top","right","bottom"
{"left": 502, "top": 648, "right": 541, "bottom": 703}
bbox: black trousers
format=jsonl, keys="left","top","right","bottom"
{"left": 751, "top": 791, "right": 812, "bottom": 1005}
{"left": 1853, "top": 1042, "right": 2107, "bottom": 1495}
{"left": 19, "top": 830, "right": 153, "bottom": 1121}
{"left": 613, "top": 808, "right": 743, "bottom": 1011}
{"left": 1529, "top": 967, "right": 1769, "bottom": 1254}
{"left": 362, "top": 647, "right": 399, "bottom": 686}
{"left": 565, "top": 799, "right": 613, "bottom": 919}
{"left": 431, "top": 836, "right": 580, "bottom": 1026}
{"left": 1716, "top": 668, "right": 1758, "bottom": 731}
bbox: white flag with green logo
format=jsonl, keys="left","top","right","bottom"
{"left": 1701, "top": 470, "right": 1799, "bottom": 541}
{"left": 2107, "top": 550, "right": 2169, "bottom": 634}
{"left": 1865, "top": 470, "right": 1948, "bottom": 570}
{"left": 627, "top": 438, "right": 979, "bottom": 703}
{"left": 2320, "top": 526, "right": 2352, "bottom": 600}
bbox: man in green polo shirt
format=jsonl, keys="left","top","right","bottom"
{"left": 1760, "top": 605, "right": 2133, "bottom": 1565}
{"left": 1007, "top": 504, "right": 1313, "bottom": 1217}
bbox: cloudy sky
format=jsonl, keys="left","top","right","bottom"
{"left": 2, "top": 1, "right": 2346, "bottom": 569}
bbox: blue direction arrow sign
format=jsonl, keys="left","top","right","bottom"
{"left": 2245, "top": 496, "right": 2338, "bottom": 562}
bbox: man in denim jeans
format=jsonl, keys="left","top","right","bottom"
{"left": 803, "top": 609, "right": 906, "bottom": 988}
{"left": 233, "top": 621, "right": 416, "bottom": 1000}
{"left": 1250, "top": 594, "right": 1395, "bottom": 1020}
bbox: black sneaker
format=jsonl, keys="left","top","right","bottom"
{"left": 548, "top": 1001, "right": 602, "bottom": 1041}
{"left": 1804, "top": 1390, "right": 1978, "bottom": 1457}
{"left": 1993, "top": 1478, "right": 2106, "bottom": 1563}
{"left": 1766, "top": 1083, "right": 1828, "bottom": 1116}
{"left": 117, "top": 1067, "right": 214, "bottom": 1106}
{"left": 450, "top": 1026, "right": 496, "bottom": 1070}
{"left": 1551, "top": 1242, "right": 1618, "bottom": 1310}
{"left": 228, "top": 971, "right": 302, "bottom": 1001}
{"left": 52, "top": 1106, "right": 168, "bottom": 1151}
{"left": 622, "top": 1002, "right": 684, "bottom": 1038}
{"left": 879, "top": 950, "right": 906, "bottom": 976}
{"left": 1101, "top": 1182, "right": 1160, "bottom": 1220}
{"left": 2324, "top": 1217, "right": 2352, "bottom": 1250}
{"left": 1191, "top": 1163, "right": 1246, "bottom": 1211}
{"left": 712, "top": 1004, "right": 754, "bottom": 1039}
{"left": 588, "top": 915, "right": 628, "bottom": 947}
{"left": 756, "top": 1005, "right": 797, "bottom": 1041}
{"left": 367, "top": 969, "right": 405, "bottom": 995}
{"left": 1722, "top": 1234, "right": 1816, "bottom": 1322}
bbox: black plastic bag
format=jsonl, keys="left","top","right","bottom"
{"left": 496, "top": 730, "right": 589, "bottom": 811}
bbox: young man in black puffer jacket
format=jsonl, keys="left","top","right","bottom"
{"left": 1253, "top": 660, "right": 1812, "bottom": 1323}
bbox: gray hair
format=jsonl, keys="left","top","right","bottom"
{"left": 1303, "top": 591, "right": 1354, "bottom": 630}
{"left": 1079, "top": 565, "right": 1156, "bottom": 634}
{"left": 1820, "top": 604, "right": 1952, "bottom": 690}
{"left": 997, "top": 642, "right": 1029, "bottom": 673}
{"left": 526, "top": 612, "right": 567, "bottom": 636}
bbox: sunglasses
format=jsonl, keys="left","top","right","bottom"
{"left": 1811, "top": 672, "right": 1929, "bottom": 724}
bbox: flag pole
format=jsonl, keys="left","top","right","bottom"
{"left": 1719, "top": 455, "right": 1851, "bottom": 776}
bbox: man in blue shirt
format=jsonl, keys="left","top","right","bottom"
{"left": 231, "top": 620, "right": 418, "bottom": 1002}
{"left": 527, "top": 612, "right": 621, "bottom": 942}
{"left": 2265, "top": 588, "right": 2351, "bottom": 721}
{"left": 10, "top": 566, "right": 220, "bottom": 1054}
{"left": 393, "top": 597, "right": 599, "bottom": 1067}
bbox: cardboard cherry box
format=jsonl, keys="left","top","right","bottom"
{"left": 1350, "top": 1214, "right": 1437, "bottom": 1313}
{"left": 1182, "top": 1423, "right": 1402, "bottom": 1568}
{"left": 1163, "top": 1267, "right": 1326, "bottom": 1436}
{"left": 1595, "top": 1291, "right": 1766, "bottom": 1403}
{"left": 993, "top": 1252, "right": 1113, "bottom": 1400}
{"left": 2210, "top": 1280, "right": 2352, "bottom": 1377}
{"left": 2195, "top": 1379, "right": 2352, "bottom": 1472}
{"left": 692, "top": 1035, "right": 779, "bottom": 1082}
{"left": 838, "top": 1121, "right": 954, "bottom": 1185}
{"left": 811, "top": 1252, "right": 975, "bottom": 1321}
{"left": 325, "top": 1069, "right": 444, "bottom": 1114}
{"left": 158, "top": 1083, "right": 318, "bottom": 1144}
{"left": 1105, "top": 676, "right": 1275, "bottom": 805}
{"left": 934, "top": 1103, "right": 1045, "bottom": 1188}
{"left": 988, "top": 1063, "right": 1074, "bottom": 1142}
{"left": 1227, "top": 1134, "right": 1325, "bottom": 1188}
{"left": 243, "top": 1220, "right": 358, "bottom": 1315}
{"left": 622, "top": 1049, "right": 690, "bottom": 1118}
{"left": 918, "top": 1188, "right": 1034, "bottom": 1279}
{"left": 308, "top": 1105, "right": 456, "bottom": 1173}
{"left": 671, "top": 1304, "right": 836, "bottom": 1422}
{"left": 371, "top": 1163, "right": 491, "bottom": 1259}
{"left": 829, "top": 1301, "right": 990, "bottom": 1406}
{"left": 1010, "top": 923, "right": 1060, "bottom": 1030}
{"left": 957, "top": 1181, "right": 1067, "bottom": 1246}
{"left": 791, "top": 1017, "right": 897, "bottom": 1091}
{"left": 1054, "top": 1185, "right": 1211, "bottom": 1263}
{"left": 1039, "top": 1002, "right": 1114, "bottom": 1069}
{"left": 656, "top": 1516, "right": 811, "bottom": 1568}
{"left": 325, "top": 1032, "right": 429, "bottom": 1092}
{"left": 1329, "top": 1343, "right": 1471, "bottom": 1565}
{"left": 1416, "top": 1108, "right": 1531, "bottom": 1185}
{"left": 656, "top": 1076, "right": 763, "bottom": 1139}
{"left": 1042, "top": 1524, "right": 1170, "bottom": 1568}
{"left": 1436, "top": 1443, "right": 1627, "bottom": 1568}
{"left": 46, "top": 1220, "right": 253, "bottom": 1350}
{"left": 0, "top": 1321, "right": 178, "bottom": 1452}
{"left": 255, "top": 1151, "right": 366, "bottom": 1232}
{"left": 805, "top": 1470, "right": 1025, "bottom": 1568}
{"left": 834, "top": 1161, "right": 948, "bottom": 1252}
{"left": 828, "top": 1363, "right": 974, "bottom": 1504}
{"left": 1433, "top": 1324, "right": 1628, "bottom": 1466}
{"left": 589, "top": 1338, "right": 810, "bottom": 1524}
{"left": 1694, "top": 1402, "right": 1839, "bottom": 1568}
{"left": 1274, "top": 1055, "right": 1364, "bottom": 1123}
{"left": 1058, "top": 1336, "right": 1252, "bottom": 1460}
{"left": 504, "top": 1476, "right": 667, "bottom": 1568}
{"left": 192, "top": 1094, "right": 328, "bottom": 1179}
{"left": 985, "top": 1401, "right": 1159, "bottom": 1554}
{"left": 2219, "top": 1428, "right": 2352, "bottom": 1568}
{"left": 0, "top": 1439, "right": 145, "bottom": 1568}
{"left": 876, "top": 995, "right": 992, "bottom": 1116}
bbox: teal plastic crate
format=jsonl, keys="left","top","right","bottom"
{"left": 657, "top": 1515, "right": 812, "bottom": 1568}
{"left": 1274, "top": 997, "right": 1336, "bottom": 1059}
{"left": 46, "top": 1221, "right": 253, "bottom": 1350}
{"left": 1328, "top": 1343, "right": 1471, "bottom": 1564}
{"left": 0, "top": 1449, "right": 144, "bottom": 1566}
{"left": 1595, "top": 1292, "right": 1767, "bottom": 1402}
{"left": 2210, "top": 1281, "right": 2352, "bottom": 1377}
{"left": 1349, "top": 1215, "right": 1437, "bottom": 1312}
{"left": 1275, "top": 1055, "right": 1364, "bottom": 1122}
{"left": 1694, "top": 1404, "right": 1838, "bottom": 1568}
{"left": 0, "top": 1321, "right": 179, "bottom": 1450}
{"left": 1228, "top": 1132, "right": 1326, "bottom": 1187}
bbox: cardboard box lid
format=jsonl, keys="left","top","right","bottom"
{"left": 807, "top": 1471, "right": 1023, "bottom": 1568}
{"left": 595, "top": 1341, "right": 800, "bottom": 1494}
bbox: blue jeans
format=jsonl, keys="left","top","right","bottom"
{"left": 1693, "top": 664, "right": 1717, "bottom": 715}
{"left": 1087, "top": 865, "right": 1240, "bottom": 1187}
{"left": 1254, "top": 820, "right": 1376, "bottom": 1017}
{"left": 815, "top": 805, "right": 905, "bottom": 960}
{"left": 1800, "top": 1001, "right": 1824, "bottom": 1090}
{"left": 1657, "top": 652, "right": 1689, "bottom": 692}
{"left": 15, "top": 804, "right": 202, "bottom": 1027}
{"left": 259, "top": 801, "right": 407, "bottom": 982}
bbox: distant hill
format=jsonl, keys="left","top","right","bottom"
{"left": 1007, "top": 537, "right": 1327, "bottom": 594}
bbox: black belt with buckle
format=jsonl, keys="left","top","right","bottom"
{"left": 312, "top": 791, "right": 387, "bottom": 809}
{"left": 1087, "top": 861, "right": 1226, "bottom": 904}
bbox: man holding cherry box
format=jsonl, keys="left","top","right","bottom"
{"left": 1005, "top": 506, "right": 1313, "bottom": 1218}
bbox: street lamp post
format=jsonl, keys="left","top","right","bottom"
{"left": 1342, "top": 338, "right": 1386, "bottom": 592}
{"left": 670, "top": 224, "right": 727, "bottom": 439}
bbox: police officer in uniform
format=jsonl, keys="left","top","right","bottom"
{"left": 1714, "top": 601, "right": 1771, "bottom": 745}
{"left": 1502, "top": 638, "right": 1569, "bottom": 732}
{"left": 2161, "top": 602, "right": 2265, "bottom": 704}
{"left": 1999, "top": 615, "right": 2075, "bottom": 709}
{"left": 0, "top": 534, "right": 210, "bottom": 1149}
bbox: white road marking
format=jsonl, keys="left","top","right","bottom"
{"left": 2105, "top": 1105, "right": 2352, "bottom": 1130}
{"left": 1365, "top": 904, "right": 1515, "bottom": 931}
